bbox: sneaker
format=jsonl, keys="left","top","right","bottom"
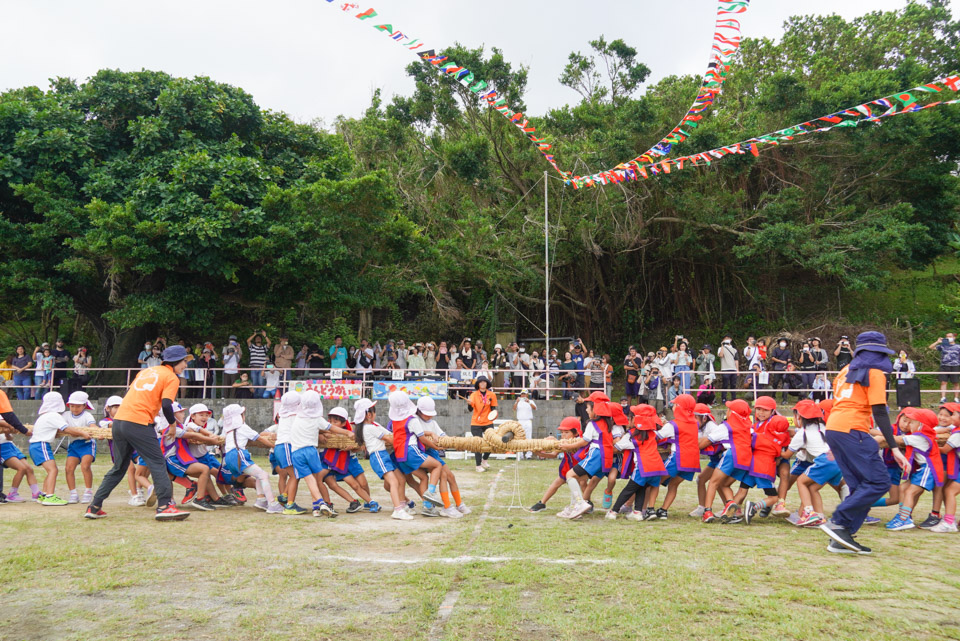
{"left": 266, "top": 501, "right": 283, "bottom": 514}
{"left": 854, "top": 542, "right": 873, "bottom": 555}
{"left": 0, "top": 492, "right": 6, "bottom": 503}
{"left": 5, "top": 490, "right": 24, "bottom": 503}
{"left": 643, "top": 508, "right": 658, "bottom": 521}
{"left": 619, "top": 503, "right": 634, "bottom": 515}
{"left": 481, "top": 460, "right": 490, "bottom": 470}
{"left": 701, "top": 510, "right": 716, "bottom": 523}
{"left": 556, "top": 505, "right": 575, "bottom": 519}
{"left": 656, "top": 508, "right": 668, "bottom": 520}
{"left": 601, "top": 492, "right": 613, "bottom": 510}
{"left": 219, "top": 495, "right": 241, "bottom": 507}
{"left": 727, "top": 513, "right": 744, "bottom": 525}
{"left": 800, "top": 513, "right": 826, "bottom": 528}
{"left": 421, "top": 505, "right": 442, "bottom": 517}
{"left": 456, "top": 504, "right": 472, "bottom": 515}
{"left": 918, "top": 513, "right": 941, "bottom": 530}
{"left": 940, "top": 397, "right": 948, "bottom": 404}
{"left": 407, "top": 500, "right": 416, "bottom": 510}
{"left": 689, "top": 506, "right": 705, "bottom": 518}
{"left": 181, "top": 496, "right": 197, "bottom": 509}
{"left": 83, "top": 506, "right": 106, "bottom": 519}
{"left": 771, "top": 499, "right": 789, "bottom": 516}
{"left": 36, "top": 492, "right": 45, "bottom": 504}
{"left": 392, "top": 508, "right": 414, "bottom": 521}
{"left": 155, "top": 504, "right": 190, "bottom": 521}
{"left": 930, "top": 520, "right": 958, "bottom": 533}
{"left": 346, "top": 500, "right": 362, "bottom": 514}
{"left": 127, "top": 493, "right": 143, "bottom": 507}
{"left": 233, "top": 489, "right": 247, "bottom": 503}
{"left": 68, "top": 490, "right": 79, "bottom": 504}
{"left": 181, "top": 482, "right": 198, "bottom": 505}
{"left": 441, "top": 507, "right": 464, "bottom": 519}
{"left": 283, "top": 503, "right": 308, "bottom": 515}
{"left": 367, "top": 501, "right": 381, "bottom": 514}
{"left": 314, "top": 502, "right": 336, "bottom": 518}
{"left": 626, "top": 510, "right": 644, "bottom": 521}
{"left": 786, "top": 510, "right": 802, "bottom": 525}
{"left": 277, "top": 493, "right": 288, "bottom": 506}
{"left": 212, "top": 496, "right": 233, "bottom": 507}
{"left": 885, "top": 515, "right": 915, "bottom": 531}
{"left": 819, "top": 523, "right": 860, "bottom": 552}
{"left": 585, "top": 500, "right": 594, "bottom": 514}
{"left": 476, "top": 466, "right": 486, "bottom": 473}
{"left": 32, "top": 490, "right": 42, "bottom": 500}
{"left": 758, "top": 504, "right": 772, "bottom": 518}
{"left": 743, "top": 501, "right": 757, "bottom": 525}
{"left": 422, "top": 490, "right": 443, "bottom": 506}
{"left": 253, "top": 497, "right": 269, "bottom": 511}
{"left": 529, "top": 502, "right": 547, "bottom": 513}
{"left": 604, "top": 510, "right": 618, "bottom": 521}
{"left": 826, "top": 540, "right": 857, "bottom": 555}
{"left": 863, "top": 516, "right": 881, "bottom": 526}
{"left": 145, "top": 485, "right": 157, "bottom": 508}
{"left": 40, "top": 494, "right": 68, "bottom": 506}
{"left": 404, "top": 505, "right": 416, "bottom": 516}
{"left": 569, "top": 500, "right": 592, "bottom": 520}
{"left": 719, "top": 501, "right": 738, "bottom": 518}
{"left": 192, "top": 497, "right": 216, "bottom": 512}
{"left": 81, "top": 489, "right": 94, "bottom": 504}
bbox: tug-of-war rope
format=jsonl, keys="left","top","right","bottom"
{"left": 324, "top": 0, "right": 960, "bottom": 188}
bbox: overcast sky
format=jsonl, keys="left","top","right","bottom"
{"left": 2, "top": 1, "right": 955, "bottom": 126}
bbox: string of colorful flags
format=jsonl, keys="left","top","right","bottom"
{"left": 325, "top": 1, "right": 960, "bottom": 189}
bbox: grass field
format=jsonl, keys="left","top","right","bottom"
{"left": 1, "top": 454, "right": 958, "bottom": 641}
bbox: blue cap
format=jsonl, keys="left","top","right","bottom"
{"left": 854, "top": 331, "right": 895, "bottom": 356}
{"left": 162, "top": 345, "right": 190, "bottom": 362}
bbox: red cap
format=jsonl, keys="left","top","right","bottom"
{"left": 558, "top": 416, "right": 583, "bottom": 436}
{"left": 609, "top": 403, "right": 629, "bottom": 426}
{"left": 817, "top": 399, "right": 834, "bottom": 422}
{"left": 587, "top": 391, "right": 610, "bottom": 404}
{"left": 694, "top": 403, "right": 713, "bottom": 415}
{"left": 593, "top": 401, "right": 613, "bottom": 418}
{"left": 725, "top": 399, "right": 751, "bottom": 417}
{"left": 903, "top": 407, "right": 939, "bottom": 430}
{"left": 631, "top": 403, "right": 662, "bottom": 429}
{"left": 793, "top": 400, "right": 823, "bottom": 420}
{"left": 754, "top": 396, "right": 777, "bottom": 411}
{"left": 767, "top": 415, "right": 790, "bottom": 434}
{"left": 940, "top": 402, "right": 960, "bottom": 415}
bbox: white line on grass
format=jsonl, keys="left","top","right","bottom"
{"left": 312, "top": 553, "right": 616, "bottom": 566}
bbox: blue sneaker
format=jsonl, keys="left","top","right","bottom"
{"left": 601, "top": 493, "right": 613, "bottom": 510}
{"left": 408, "top": 500, "right": 416, "bottom": 510}
{"left": 885, "top": 515, "right": 915, "bottom": 531}
{"left": 863, "top": 516, "right": 881, "bottom": 526}
{"left": 367, "top": 501, "right": 381, "bottom": 514}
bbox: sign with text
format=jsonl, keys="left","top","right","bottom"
{"left": 373, "top": 380, "right": 448, "bottom": 400}
{"left": 287, "top": 379, "right": 363, "bottom": 399}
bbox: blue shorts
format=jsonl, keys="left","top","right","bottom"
{"left": 717, "top": 449, "right": 748, "bottom": 481}
{"left": 631, "top": 472, "right": 665, "bottom": 487}
{"left": 0, "top": 442, "right": 26, "bottom": 463}
{"left": 268, "top": 451, "right": 278, "bottom": 470}
{"left": 664, "top": 453, "right": 695, "bottom": 482}
{"left": 166, "top": 457, "right": 190, "bottom": 478}
{"left": 804, "top": 453, "right": 843, "bottom": 487}
{"left": 740, "top": 473, "right": 774, "bottom": 489}
{"left": 425, "top": 448, "right": 446, "bottom": 465}
{"left": 706, "top": 452, "right": 724, "bottom": 469}
{"left": 224, "top": 449, "right": 254, "bottom": 476}
{"left": 136, "top": 455, "right": 147, "bottom": 466}
{"left": 66, "top": 439, "right": 97, "bottom": 461}
{"left": 396, "top": 445, "right": 430, "bottom": 475}
{"left": 790, "top": 459, "right": 813, "bottom": 476}
{"left": 576, "top": 447, "right": 603, "bottom": 478}
{"left": 273, "top": 443, "right": 293, "bottom": 469}
{"left": 887, "top": 465, "right": 903, "bottom": 487}
{"left": 196, "top": 453, "right": 221, "bottom": 470}
{"left": 369, "top": 450, "right": 397, "bottom": 479}
{"left": 29, "top": 441, "right": 56, "bottom": 466}
{"left": 292, "top": 446, "right": 324, "bottom": 479}
{"left": 909, "top": 464, "right": 936, "bottom": 492}
{"left": 335, "top": 457, "right": 366, "bottom": 482}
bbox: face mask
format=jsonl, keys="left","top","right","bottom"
{"left": 779, "top": 342, "right": 786, "bottom": 348}
{"left": 144, "top": 344, "right": 151, "bottom": 350}
{"left": 950, "top": 338, "right": 956, "bottom": 344}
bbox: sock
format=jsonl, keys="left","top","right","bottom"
{"left": 944, "top": 515, "right": 956, "bottom": 525}
{"left": 30, "top": 483, "right": 39, "bottom": 494}
{"left": 452, "top": 490, "right": 462, "bottom": 507}
{"left": 567, "top": 478, "right": 584, "bottom": 502}
{"left": 428, "top": 483, "right": 437, "bottom": 495}
{"left": 871, "top": 496, "right": 888, "bottom": 508}
{"left": 930, "top": 511, "right": 940, "bottom": 518}
{"left": 898, "top": 505, "right": 913, "bottom": 520}
{"left": 424, "top": 500, "right": 433, "bottom": 509}
{"left": 440, "top": 492, "right": 451, "bottom": 509}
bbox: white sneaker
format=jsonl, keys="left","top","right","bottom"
{"left": 556, "top": 505, "right": 574, "bottom": 519}
{"left": 80, "top": 489, "right": 93, "bottom": 504}
{"left": 254, "top": 497, "right": 269, "bottom": 511}
{"left": 137, "top": 488, "right": 144, "bottom": 500}
{"left": 392, "top": 508, "right": 414, "bottom": 521}
{"left": 481, "top": 461, "right": 490, "bottom": 470}
{"left": 68, "top": 490, "right": 79, "bottom": 504}
{"left": 569, "top": 500, "right": 592, "bottom": 519}
{"left": 605, "top": 510, "right": 618, "bottom": 520}
{"left": 404, "top": 506, "right": 416, "bottom": 516}
{"left": 441, "top": 507, "right": 464, "bottom": 519}
{"left": 127, "top": 493, "right": 145, "bottom": 506}
{"left": 626, "top": 510, "right": 644, "bottom": 521}
{"left": 421, "top": 506, "right": 442, "bottom": 517}
{"left": 266, "top": 501, "right": 284, "bottom": 514}
{"left": 456, "top": 504, "right": 472, "bottom": 515}
{"left": 144, "top": 485, "right": 157, "bottom": 507}
{"left": 930, "top": 520, "right": 958, "bottom": 533}
{"left": 689, "top": 506, "right": 706, "bottom": 518}
{"left": 476, "top": 466, "right": 486, "bottom": 473}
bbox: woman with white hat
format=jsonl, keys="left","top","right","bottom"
{"left": 62, "top": 391, "right": 98, "bottom": 504}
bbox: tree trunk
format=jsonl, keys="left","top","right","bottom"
{"left": 357, "top": 309, "right": 372, "bottom": 342}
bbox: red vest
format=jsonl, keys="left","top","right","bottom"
{"left": 559, "top": 446, "right": 589, "bottom": 478}
{"left": 632, "top": 431, "right": 667, "bottom": 477}
{"left": 588, "top": 420, "right": 615, "bottom": 473}
{"left": 904, "top": 427, "right": 945, "bottom": 487}
{"left": 749, "top": 432, "right": 782, "bottom": 481}
{"left": 392, "top": 418, "right": 414, "bottom": 463}
{"left": 946, "top": 427, "right": 960, "bottom": 481}
{"left": 323, "top": 421, "right": 353, "bottom": 474}
{"left": 725, "top": 413, "right": 753, "bottom": 472}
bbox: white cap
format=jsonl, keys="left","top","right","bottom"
{"left": 171, "top": 401, "right": 185, "bottom": 413}
{"left": 298, "top": 390, "right": 325, "bottom": 419}
{"left": 388, "top": 390, "right": 416, "bottom": 421}
{"left": 67, "top": 391, "right": 94, "bottom": 410}
{"left": 221, "top": 404, "right": 245, "bottom": 432}
{"left": 520, "top": 388, "right": 529, "bottom": 395}
{"left": 328, "top": 406, "right": 349, "bottom": 421}
{"left": 105, "top": 395, "right": 124, "bottom": 408}
{"left": 278, "top": 391, "right": 301, "bottom": 419}
{"left": 38, "top": 391, "right": 65, "bottom": 415}
{"left": 494, "top": 343, "right": 502, "bottom": 350}
{"left": 189, "top": 403, "right": 211, "bottom": 417}
{"left": 416, "top": 396, "right": 437, "bottom": 417}
{"left": 353, "top": 398, "right": 377, "bottom": 424}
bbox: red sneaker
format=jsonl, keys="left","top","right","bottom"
{"left": 181, "top": 482, "right": 198, "bottom": 505}
{"left": 233, "top": 489, "right": 247, "bottom": 504}
{"left": 83, "top": 506, "right": 107, "bottom": 519}
{"left": 155, "top": 504, "right": 190, "bottom": 521}
{"left": 701, "top": 509, "right": 716, "bottom": 524}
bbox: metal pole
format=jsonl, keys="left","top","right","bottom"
{"left": 544, "top": 171, "right": 549, "bottom": 364}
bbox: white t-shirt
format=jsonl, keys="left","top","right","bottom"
{"left": 743, "top": 345, "right": 761, "bottom": 369}
{"left": 703, "top": 420, "right": 729, "bottom": 450}
{"left": 62, "top": 410, "right": 96, "bottom": 444}
{"left": 289, "top": 416, "right": 330, "bottom": 451}
{"left": 611, "top": 424, "right": 625, "bottom": 440}
{"left": 671, "top": 352, "right": 693, "bottom": 368}
{"left": 160, "top": 424, "right": 186, "bottom": 459}
{"left": 402, "top": 417, "right": 426, "bottom": 448}
{"left": 362, "top": 422, "right": 392, "bottom": 453}
{"left": 30, "top": 412, "right": 68, "bottom": 444}
{"left": 515, "top": 398, "right": 536, "bottom": 421}
{"left": 653, "top": 356, "right": 673, "bottom": 379}
{"left": 184, "top": 420, "right": 212, "bottom": 458}
{"left": 223, "top": 424, "right": 260, "bottom": 452}
{"left": 902, "top": 433, "right": 932, "bottom": 465}
{"left": 583, "top": 421, "right": 601, "bottom": 451}
{"left": 656, "top": 422, "right": 677, "bottom": 453}
{"left": 615, "top": 433, "right": 633, "bottom": 451}
{"left": 787, "top": 423, "right": 829, "bottom": 460}
{"left": 946, "top": 432, "right": 960, "bottom": 450}
{"left": 418, "top": 417, "right": 446, "bottom": 439}
{"left": 275, "top": 415, "right": 295, "bottom": 445}
{"left": 223, "top": 353, "right": 240, "bottom": 375}
{"left": 264, "top": 370, "right": 282, "bottom": 390}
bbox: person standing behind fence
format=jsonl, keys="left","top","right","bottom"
{"left": 274, "top": 335, "right": 295, "bottom": 381}
{"left": 72, "top": 346, "right": 92, "bottom": 393}
{"left": 247, "top": 330, "right": 271, "bottom": 391}
{"left": 931, "top": 333, "right": 960, "bottom": 404}
{"left": 623, "top": 346, "right": 642, "bottom": 404}
{"left": 84, "top": 345, "right": 192, "bottom": 521}
{"left": 718, "top": 337, "right": 738, "bottom": 403}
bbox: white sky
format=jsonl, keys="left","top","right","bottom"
{"left": 2, "top": 1, "right": 955, "bottom": 126}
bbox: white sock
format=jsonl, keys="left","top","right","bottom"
{"left": 567, "top": 478, "right": 583, "bottom": 502}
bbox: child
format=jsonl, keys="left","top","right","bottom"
{"left": 529, "top": 417, "right": 588, "bottom": 513}
{"left": 321, "top": 406, "right": 375, "bottom": 514}
{"left": 558, "top": 392, "right": 615, "bottom": 520}
{"left": 29, "top": 392, "right": 89, "bottom": 505}
{"left": 598, "top": 403, "right": 629, "bottom": 511}
{"left": 288, "top": 390, "right": 337, "bottom": 517}
{"left": 100, "top": 395, "right": 143, "bottom": 506}
{"left": 751, "top": 396, "right": 792, "bottom": 517}
{"left": 868, "top": 407, "right": 907, "bottom": 516}
{"left": 62, "top": 391, "right": 99, "bottom": 504}
{"left": 653, "top": 394, "right": 701, "bottom": 519}
{"left": 793, "top": 416, "right": 846, "bottom": 528}
{"left": 388, "top": 390, "right": 444, "bottom": 514}
{"left": 741, "top": 400, "right": 792, "bottom": 524}
{"left": 916, "top": 404, "right": 959, "bottom": 529}
{"left": 182, "top": 403, "right": 235, "bottom": 507}
{"left": 701, "top": 399, "right": 754, "bottom": 524}
{"left": 417, "top": 396, "right": 469, "bottom": 517}
{"left": 932, "top": 404, "right": 960, "bottom": 533}
{"left": 882, "top": 407, "right": 945, "bottom": 531}
{"left": 158, "top": 402, "right": 217, "bottom": 511}
{"left": 221, "top": 404, "right": 283, "bottom": 514}
{"left": 354, "top": 398, "right": 410, "bottom": 521}
{"left": 0, "top": 388, "right": 38, "bottom": 502}
{"left": 265, "top": 392, "right": 301, "bottom": 513}
{"left": 619, "top": 403, "right": 668, "bottom": 521}
{"left": 690, "top": 403, "right": 722, "bottom": 517}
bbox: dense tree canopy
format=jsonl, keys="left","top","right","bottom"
{"left": 1, "top": 1, "right": 959, "bottom": 363}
